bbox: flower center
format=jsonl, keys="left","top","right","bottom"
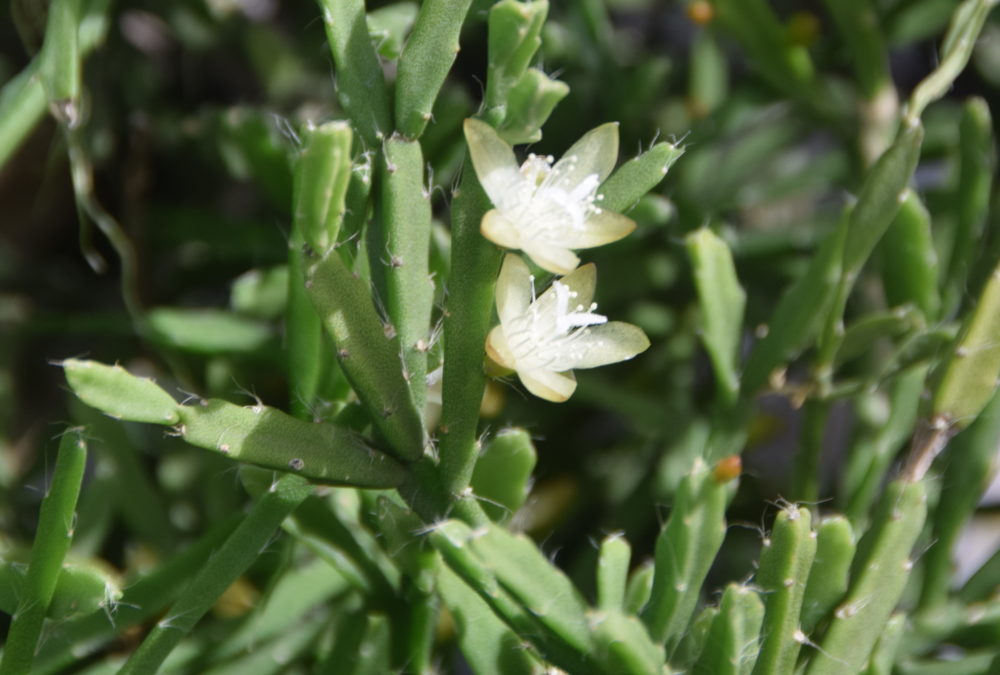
{"left": 505, "top": 280, "right": 607, "bottom": 371}
{"left": 493, "top": 154, "right": 604, "bottom": 245}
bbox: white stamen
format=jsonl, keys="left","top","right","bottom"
{"left": 505, "top": 280, "right": 607, "bottom": 372}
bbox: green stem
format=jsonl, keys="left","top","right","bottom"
{"left": 807, "top": 480, "right": 928, "bottom": 675}
{"left": 317, "top": 0, "right": 392, "bottom": 147}
{"left": 596, "top": 535, "right": 632, "bottom": 611}
{"left": 287, "top": 495, "right": 399, "bottom": 604}
{"left": 0, "top": 60, "right": 46, "bottom": 170}
{"left": 794, "top": 399, "right": 829, "bottom": 503}
{"left": 288, "top": 121, "right": 352, "bottom": 419}
{"left": 394, "top": 0, "right": 474, "bottom": 139}
{"left": 399, "top": 457, "right": 488, "bottom": 526}
{"left": 919, "top": 387, "right": 1000, "bottom": 609}
{"left": 306, "top": 250, "right": 426, "bottom": 463}
{"left": 39, "top": 0, "right": 82, "bottom": 126}
{"left": 72, "top": 401, "right": 174, "bottom": 553}
{"left": 642, "top": 460, "right": 731, "bottom": 650}
{"left": 34, "top": 515, "right": 242, "bottom": 675}
{"left": 754, "top": 506, "right": 816, "bottom": 675}
{"left": 944, "top": 98, "right": 993, "bottom": 314}
{"left": 392, "top": 581, "right": 437, "bottom": 672}
{"left": 0, "top": 0, "right": 110, "bottom": 170}
{"left": 118, "top": 474, "right": 312, "bottom": 674}
{"left": 0, "top": 431, "right": 87, "bottom": 675}
{"left": 842, "top": 367, "right": 925, "bottom": 526}
{"left": 377, "top": 137, "right": 434, "bottom": 410}
{"left": 436, "top": 156, "right": 501, "bottom": 502}
{"left": 287, "top": 245, "right": 327, "bottom": 419}
{"left": 66, "top": 127, "right": 146, "bottom": 335}
{"left": 880, "top": 193, "right": 940, "bottom": 321}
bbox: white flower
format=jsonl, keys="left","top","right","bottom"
{"left": 486, "top": 254, "right": 650, "bottom": 402}
{"left": 464, "top": 119, "right": 636, "bottom": 275}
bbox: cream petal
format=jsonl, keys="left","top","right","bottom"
{"left": 519, "top": 368, "right": 577, "bottom": 402}
{"left": 495, "top": 253, "right": 532, "bottom": 325}
{"left": 534, "top": 262, "right": 596, "bottom": 313}
{"left": 425, "top": 366, "right": 444, "bottom": 405}
{"left": 565, "top": 321, "right": 651, "bottom": 369}
{"left": 464, "top": 119, "right": 523, "bottom": 207}
{"left": 424, "top": 399, "right": 442, "bottom": 431}
{"left": 545, "top": 122, "right": 620, "bottom": 192}
{"left": 561, "top": 210, "right": 636, "bottom": 249}
{"left": 481, "top": 209, "right": 523, "bottom": 251}
{"left": 523, "top": 243, "right": 580, "bottom": 275}
{"left": 485, "top": 324, "right": 517, "bottom": 371}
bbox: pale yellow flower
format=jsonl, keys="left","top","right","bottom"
{"left": 464, "top": 119, "right": 636, "bottom": 274}
{"left": 486, "top": 254, "right": 650, "bottom": 402}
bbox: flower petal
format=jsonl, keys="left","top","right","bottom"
{"left": 495, "top": 253, "right": 532, "bottom": 325}
{"left": 523, "top": 243, "right": 580, "bottom": 275}
{"left": 561, "top": 210, "right": 636, "bottom": 249}
{"left": 481, "top": 209, "right": 523, "bottom": 251}
{"left": 550, "top": 262, "right": 597, "bottom": 310}
{"left": 545, "top": 122, "right": 620, "bottom": 192}
{"left": 565, "top": 321, "right": 651, "bottom": 369}
{"left": 485, "top": 324, "right": 517, "bottom": 371}
{"left": 519, "top": 368, "right": 577, "bottom": 402}
{"left": 464, "top": 119, "right": 523, "bottom": 207}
